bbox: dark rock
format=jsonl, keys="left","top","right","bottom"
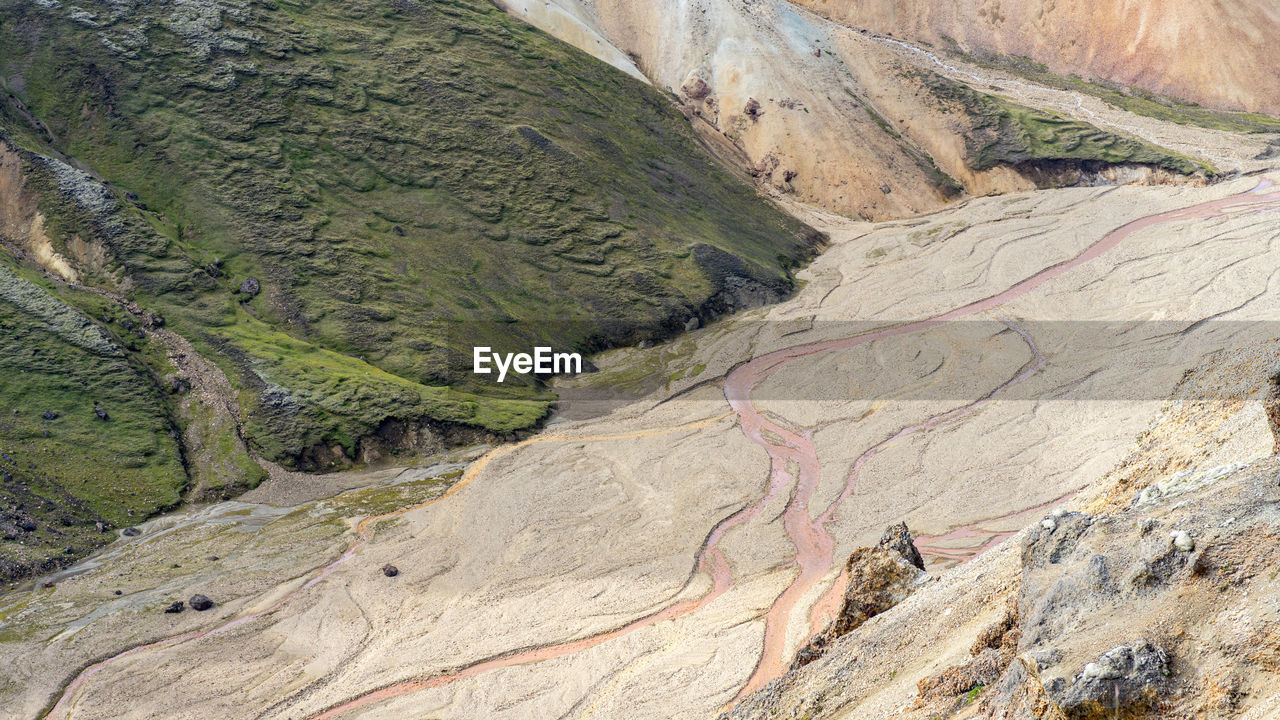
{"left": 42, "top": 580, "right": 54, "bottom": 588}
{"left": 114, "top": 589, "right": 122, "bottom": 595}
{"left": 95, "top": 521, "right": 106, "bottom": 533}
{"left": 17, "top": 519, "right": 36, "bottom": 532}
{"left": 41, "top": 411, "right": 58, "bottom": 421}
{"left": 880, "top": 521, "right": 926, "bottom": 570}
{"left": 125, "top": 191, "right": 139, "bottom": 202}
{"left": 188, "top": 594, "right": 214, "bottom": 611}
{"left": 1058, "top": 642, "right": 1171, "bottom": 716}
{"left": 122, "top": 527, "right": 141, "bottom": 537}
{"left": 392, "top": 225, "right": 405, "bottom": 236}
{"left": 382, "top": 564, "right": 399, "bottom": 577}
{"left": 744, "top": 98, "right": 763, "bottom": 121}
{"left": 163, "top": 600, "right": 185, "bottom": 614}
{"left": 95, "top": 407, "right": 109, "bottom": 421}
{"left": 239, "top": 277, "right": 261, "bottom": 296}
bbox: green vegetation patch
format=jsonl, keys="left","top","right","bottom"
{"left": 919, "top": 73, "right": 1211, "bottom": 176}
{"left": 0, "top": 262, "right": 185, "bottom": 583}
{"left": 960, "top": 52, "right": 1280, "bottom": 135}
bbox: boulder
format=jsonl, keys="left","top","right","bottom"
{"left": 189, "top": 594, "right": 214, "bottom": 611}
{"left": 164, "top": 600, "right": 185, "bottom": 613}
{"left": 1059, "top": 642, "right": 1171, "bottom": 716}
{"left": 239, "top": 277, "right": 261, "bottom": 296}
{"left": 382, "top": 564, "right": 399, "bottom": 577}
{"left": 681, "top": 75, "right": 712, "bottom": 100}
{"left": 95, "top": 407, "right": 109, "bottom": 421}
{"left": 122, "top": 527, "right": 141, "bottom": 537}
{"left": 41, "top": 411, "right": 58, "bottom": 421}
{"left": 791, "top": 522, "right": 927, "bottom": 669}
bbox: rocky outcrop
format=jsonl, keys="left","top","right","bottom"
{"left": 791, "top": 523, "right": 927, "bottom": 670}
{"left": 1059, "top": 642, "right": 1171, "bottom": 717}
{"left": 918, "top": 597, "right": 1020, "bottom": 700}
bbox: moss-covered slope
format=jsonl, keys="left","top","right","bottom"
{"left": 0, "top": 0, "right": 820, "bottom": 469}
{"left": 0, "top": 261, "right": 186, "bottom": 582}
{"left": 918, "top": 73, "right": 1212, "bottom": 176}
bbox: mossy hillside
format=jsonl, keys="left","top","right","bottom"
{"left": 0, "top": 0, "right": 819, "bottom": 465}
{"left": 0, "top": 0, "right": 818, "bottom": 378}
{"left": 916, "top": 74, "right": 1211, "bottom": 175}
{"left": 213, "top": 311, "right": 548, "bottom": 462}
{"left": 0, "top": 129, "right": 549, "bottom": 475}
{"left": 0, "top": 261, "right": 186, "bottom": 582}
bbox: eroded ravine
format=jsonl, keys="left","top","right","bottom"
{"left": 41, "top": 178, "right": 1280, "bottom": 719}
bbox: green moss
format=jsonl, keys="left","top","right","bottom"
{"left": 959, "top": 52, "right": 1280, "bottom": 134}
{"left": 0, "top": 258, "right": 186, "bottom": 582}
{"left": 918, "top": 73, "right": 1212, "bottom": 175}
{"left": 0, "top": 0, "right": 818, "bottom": 466}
